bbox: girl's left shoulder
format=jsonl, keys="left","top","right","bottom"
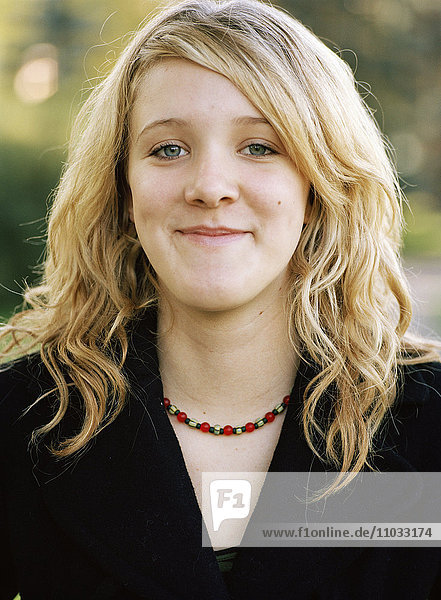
{"left": 389, "top": 361, "right": 441, "bottom": 470}
{"left": 398, "top": 360, "right": 441, "bottom": 408}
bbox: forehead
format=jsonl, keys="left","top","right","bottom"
{"left": 130, "top": 58, "right": 266, "bottom": 131}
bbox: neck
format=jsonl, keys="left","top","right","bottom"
{"left": 156, "top": 295, "right": 298, "bottom": 423}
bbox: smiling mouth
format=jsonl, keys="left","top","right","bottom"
{"left": 176, "top": 226, "right": 250, "bottom": 246}
{"left": 178, "top": 226, "right": 248, "bottom": 235}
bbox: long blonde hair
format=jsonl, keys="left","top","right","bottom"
{"left": 2, "top": 0, "right": 439, "bottom": 472}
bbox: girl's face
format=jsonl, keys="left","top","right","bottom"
{"left": 127, "top": 59, "right": 309, "bottom": 315}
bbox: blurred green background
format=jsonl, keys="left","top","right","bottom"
{"left": 1, "top": 0, "right": 440, "bottom": 335}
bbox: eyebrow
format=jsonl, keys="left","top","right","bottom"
{"left": 136, "top": 115, "right": 272, "bottom": 142}
{"left": 232, "top": 116, "right": 271, "bottom": 127}
{"left": 136, "top": 118, "right": 187, "bottom": 142}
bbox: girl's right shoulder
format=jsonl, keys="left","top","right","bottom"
{"left": 0, "top": 353, "right": 55, "bottom": 436}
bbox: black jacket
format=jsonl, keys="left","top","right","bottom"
{"left": 1, "top": 322, "right": 441, "bottom": 599}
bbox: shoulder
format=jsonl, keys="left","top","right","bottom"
{"left": 398, "top": 360, "right": 441, "bottom": 406}
{"left": 0, "top": 353, "right": 55, "bottom": 442}
{"left": 396, "top": 360, "right": 441, "bottom": 420}
{"left": 386, "top": 361, "right": 441, "bottom": 470}
{"left": 0, "top": 352, "right": 52, "bottom": 398}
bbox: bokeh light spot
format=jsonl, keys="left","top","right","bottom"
{"left": 14, "top": 44, "right": 59, "bottom": 104}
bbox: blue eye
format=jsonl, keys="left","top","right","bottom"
{"left": 151, "top": 144, "right": 187, "bottom": 159}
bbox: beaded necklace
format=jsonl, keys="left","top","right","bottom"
{"left": 163, "top": 395, "right": 290, "bottom": 435}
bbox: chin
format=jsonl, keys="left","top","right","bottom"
{"left": 158, "top": 273, "right": 288, "bottom": 315}
{"left": 163, "top": 283, "right": 254, "bottom": 314}
{"left": 185, "top": 294, "right": 251, "bottom": 314}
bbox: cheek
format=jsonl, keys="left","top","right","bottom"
{"left": 129, "top": 172, "right": 176, "bottom": 222}
{"left": 248, "top": 173, "right": 309, "bottom": 226}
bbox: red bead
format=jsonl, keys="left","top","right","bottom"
{"left": 283, "top": 395, "right": 290, "bottom": 405}
{"left": 163, "top": 398, "right": 170, "bottom": 408}
{"left": 245, "top": 422, "right": 255, "bottom": 433}
{"left": 200, "top": 422, "right": 210, "bottom": 432}
{"left": 223, "top": 425, "right": 233, "bottom": 436}
{"left": 177, "top": 412, "right": 187, "bottom": 423}
{"left": 265, "top": 412, "right": 275, "bottom": 422}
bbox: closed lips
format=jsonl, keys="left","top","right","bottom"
{"left": 177, "top": 227, "right": 249, "bottom": 235}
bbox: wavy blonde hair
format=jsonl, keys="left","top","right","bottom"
{"left": 2, "top": 0, "right": 439, "bottom": 474}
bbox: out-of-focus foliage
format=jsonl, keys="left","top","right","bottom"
{"left": 1, "top": 0, "right": 440, "bottom": 320}
{"left": 0, "top": 0, "right": 159, "bottom": 318}
{"left": 286, "top": 0, "right": 441, "bottom": 198}
{"left": 285, "top": 0, "right": 441, "bottom": 264}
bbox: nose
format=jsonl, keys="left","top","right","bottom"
{"left": 183, "top": 155, "right": 239, "bottom": 208}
